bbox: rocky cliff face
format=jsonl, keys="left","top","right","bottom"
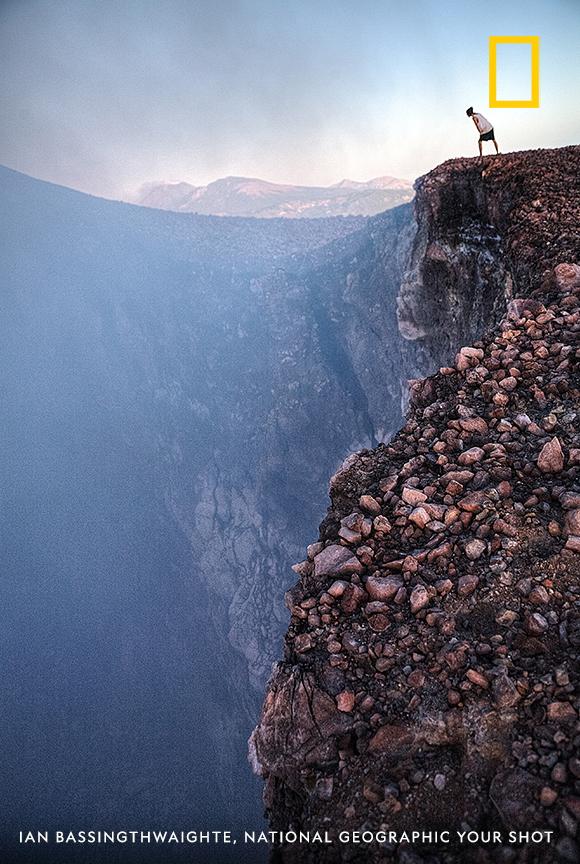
{"left": 177, "top": 202, "right": 415, "bottom": 692}
{"left": 399, "top": 147, "right": 580, "bottom": 376}
{"left": 252, "top": 146, "right": 580, "bottom": 863}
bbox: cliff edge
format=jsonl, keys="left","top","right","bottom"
{"left": 251, "top": 146, "right": 580, "bottom": 863}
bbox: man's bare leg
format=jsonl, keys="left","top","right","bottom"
{"left": 493, "top": 139, "right": 499, "bottom": 154}
{"left": 478, "top": 141, "right": 483, "bottom": 162}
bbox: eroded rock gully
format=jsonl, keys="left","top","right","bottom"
{"left": 251, "top": 146, "right": 580, "bottom": 863}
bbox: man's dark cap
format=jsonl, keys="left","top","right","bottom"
{"left": 466, "top": 106, "right": 473, "bottom": 116}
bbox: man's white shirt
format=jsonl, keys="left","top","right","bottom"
{"left": 473, "top": 113, "right": 493, "bottom": 134}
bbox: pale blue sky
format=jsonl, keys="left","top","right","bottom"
{"left": 0, "top": 0, "right": 578, "bottom": 196}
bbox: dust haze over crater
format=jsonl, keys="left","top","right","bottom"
{"left": 0, "top": 0, "right": 577, "bottom": 198}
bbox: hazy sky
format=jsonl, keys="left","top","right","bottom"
{"left": 0, "top": 0, "right": 578, "bottom": 197}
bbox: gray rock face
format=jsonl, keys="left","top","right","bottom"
{"left": 0, "top": 164, "right": 414, "bottom": 846}
{"left": 397, "top": 146, "right": 580, "bottom": 385}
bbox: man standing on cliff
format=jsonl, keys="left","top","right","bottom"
{"left": 466, "top": 107, "right": 499, "bottom": 161}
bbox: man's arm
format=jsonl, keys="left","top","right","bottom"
{"left": 471, "top": 115, "right": 480, "bottom": 133}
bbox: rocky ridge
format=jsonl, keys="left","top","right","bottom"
{"left": 128, "top": 174, "right": 413, "bottom": 218}
{"left": 251, "top": 147, "right": 580, "bottom": 863}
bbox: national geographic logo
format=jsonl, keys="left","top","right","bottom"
{"left": 489, "top": 35, "right": 540, "bottom": 108}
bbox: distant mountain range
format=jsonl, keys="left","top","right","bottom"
{"left": 127, "top": 174, "right": 414, "bottom": 218}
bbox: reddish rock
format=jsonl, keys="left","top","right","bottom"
{"left": 252, "top": 667, "right": 352, "bottom": 774}
{"left": 368, "top": 724, "right": 414, "bottom": 756}
{"left": 401, "top": 486, "right": 427, "bottom": 506}
{"left": 524, "top": 612, "right": 549, "bottom": 636}
{"left": 457, "top": 573, "right": 479, "bottom": 596}
{"left": 459, "top": 417, "right": 488, "bottom": 435}
{"left": 341, "top": 583, "right": 367, "bottom": 614}
{"left": 554, "top": 262, "right": 580, "bottom": 290}
{"left": 372, "top": 515, "right": 392, "bottom": 534}
{"left": 338, "top": 525, "right": 361, "bottom": 544}
{"left": 441, "top": 470, "right": 475, "bottom": 485}
{"left": 551, "top": 763, "right": 567, "bottom": 784}
{"left": 537, "top": 437, "right": 564, "bottom": 473}
{"left": 408, "top": 507, "right": 431, "bottom": 528}
{"left": 402, "top": 555, "right": 419, "bottom": 573}
{"left": 493, "top": 517, "right": 517, "bottom": 537}
{"left": 327, "top": 580, "right": 349, "bottom": 598}
{"left": 547, "top": 702, "right": 577, "bottom": 723}
{"left": 457, "top": 346, "right": 484, "bottom": 364}
{"left": 492, "top": 674, "right": 521, "bottom": 709}
{"left": 365, "top": 575, "right": 403, "bottom": 601}
{"left": 499, "top": 376, "right": 518, "bottom": 391}
{"left": 410, "top": 584, "right": 429, "bottom": 614}
{"left": 458, "top": 447, "right": 485, "bottom": 466}
{"left": 379, "top": 475, "right": 398, "bottom": 494}
{"left": 496, "top": 609, "right": 518, "bottom": 626}
{"left": 294, "top": 633, "right": 314, "bottom": 653}
{"left": 466, "top": 669, "right": 490, "bottom": 689}
{"left": 458, "top": 491, "right": 488, "bottom": 513}
{"left": 291, "top": 560, "right": 311, "bottom": 577}
{"left": 368, "top": 614, "right": 389, "bottom": 632}
{"left": 365, "top": 600, "right": 388, "bottom": 615}
{"left": 561, "top": 492, "right": 580, "bottom": 509}
{"left": 314, "top": 544, "right": 363, "bottom": 578}
{"left": 540, "top": 787, "right": 558, "bottom": 807}
{"left": 565, "top": 509, "right": 580, "bottom": 535}
{"left": 407, "top": 669, "right": 425, "bottom": 688}
{"left": 497, "top": 480, "right": 512, "bottom": 498}
{"left": 506, "top": 297, "right": 546, "bottom": 320}
{"left": 336, "top": 690, "right": 355, "bottom": 713}
{"left": 424, "top": 503, "right": 447, "bottom": 520}
{"left": 564, "top": 797, "right": 580, "bottom": 819}
{"left": 464, "top": 539, "right": 486, "bottom": 561}
{"left": 528, "top": 585, "right": 549, "bottom": 605}
{"left": 359, "top": 494, "right": 382, "bottom": 515}
{"left": 363, "top": 779, "right": 384, "bottom": 803}
{"left": 307, "top": 541, "right": 324, "bottom": 559}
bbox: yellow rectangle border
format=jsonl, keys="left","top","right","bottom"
{"left": 489, "top": 35, "right": 540, "bottom": 108}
